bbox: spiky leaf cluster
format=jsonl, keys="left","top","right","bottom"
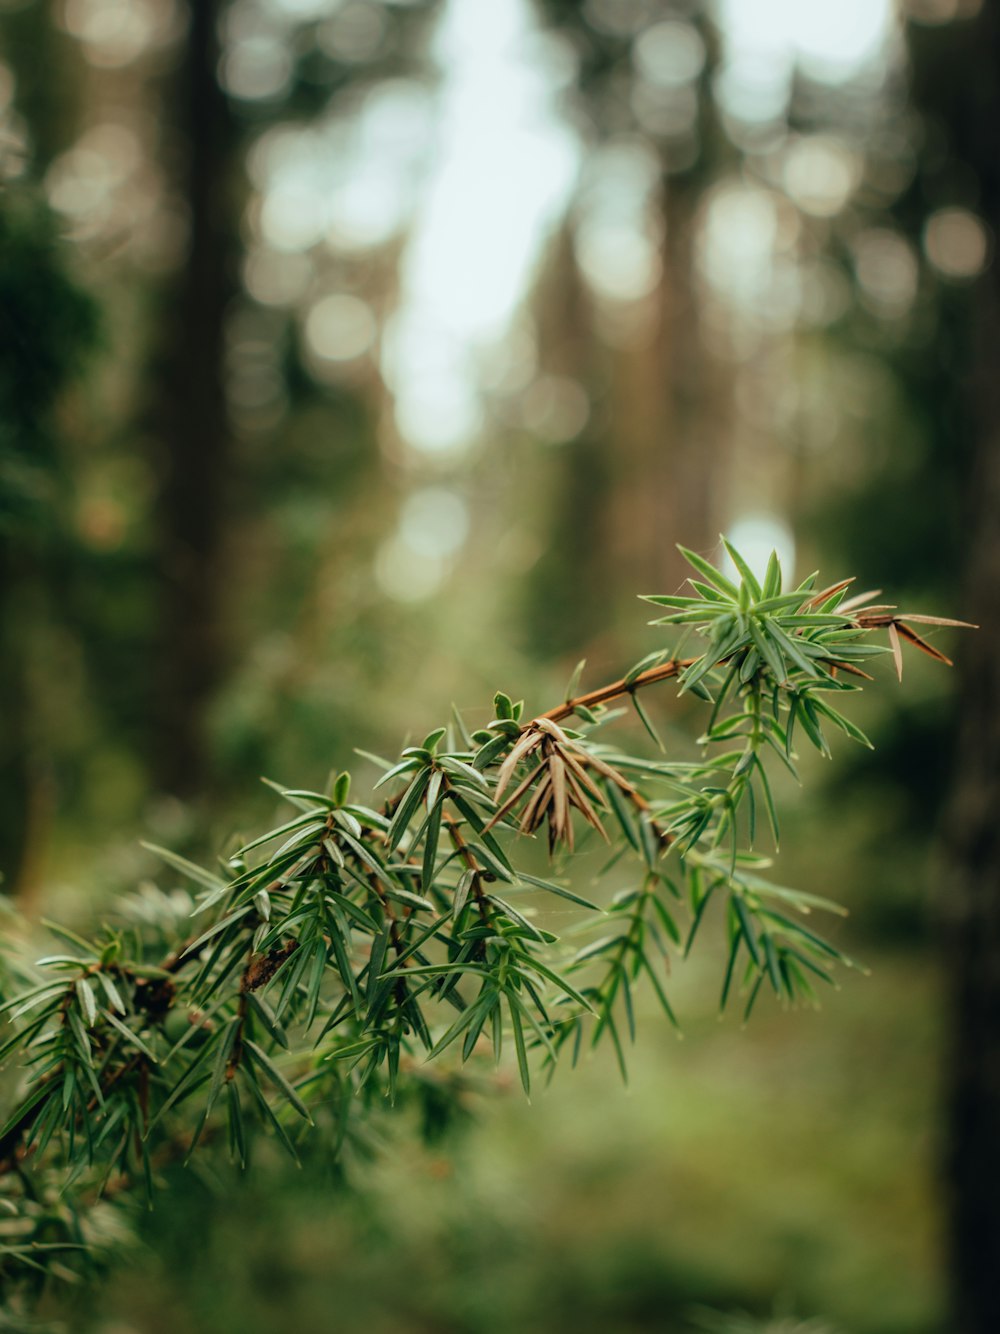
{"left": 0, "top": 543, "right": 971, "bottom": 1309}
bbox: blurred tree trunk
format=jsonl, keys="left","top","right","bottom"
{"left": 609, "top": 178, "right": 717, "bottom": 596}
{"left": 944, "top": 351, "right": 1000, "bottom": 1334}
{"left": 151, "top": 0, "right": 237, "bottom": 796}
{"left": 0, "top": 2, "right": 89, "bottom": 894}
{"left": 942, "top": 238, "right": 1000, "bottom": 1329}
{"left": 908, "top": 4, "right": 1000, "bottom": 1329}
{"left": 522, "top": 184, "right": 716, "bottom": 663}
{"left": 521, "top": 224, "right": 615, "bottom": 657}
{"left": 524, "top": 1, "right": 720, "bottom": 662}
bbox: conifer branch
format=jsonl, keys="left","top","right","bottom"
{"left": 0, "top": 542, "right": 974, "bottom": 1310}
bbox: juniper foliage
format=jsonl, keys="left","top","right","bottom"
{"left": 0, "top": 543, "right": 971, "bottom": 1311}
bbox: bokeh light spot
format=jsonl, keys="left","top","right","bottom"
{"left": 375, "top": 536, "right": 446, "bottom": 602}
{"left": 924, "top": 207, "right": 990, "bottom": 281}
{"left": 853, "top": 228, "right": 919, "bottom": 318}
{"left": 520, "top": 376, "right": 590, "bottom": 444}
{"left": 304, "top": 294, "right": 377, "bottom": 363}
{"left": 724, "top": 515, "right": 796, "bottom": 585}
{"left": 633, "top": 21, "right": 706, "bottom": 87}
{"left": 783, "top": 136, "right": 859, "bottom": 218}
{"left": 220, "top": 37, "right": 293, "bottom": 102}
{"left": 399, "top": 488, "right": 470, "bottom": 558}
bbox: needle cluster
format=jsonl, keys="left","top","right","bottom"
{"left": 0, "top": 542, "right": 972, "bottom": 1309}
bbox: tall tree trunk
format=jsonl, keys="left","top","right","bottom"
{"left": 152, "top": 0, "right": 237, "bottom": 796}
{"left": 0, "top": 3, "right": 88, "bottom": 894}
{"left": 912, "top": 3, "right": 1000, "bottom": 1328}
{"left": 608, "top": 178, "right": 717, "bottom": 597}
{"left": 942, "top": 177, "right": 1000, "bottom": 1334}
{"left": 944, "top": 360, "right": 1000, "bottom": 1332}
{"left": 521, "top": 224, "right": 615, "bottom": 658}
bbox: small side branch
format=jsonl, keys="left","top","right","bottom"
{"left": 537, "top": 658, "right": 696, "bottom": 725}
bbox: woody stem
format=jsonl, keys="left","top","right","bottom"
{"left": 536, "top": 658, "right": 697, "bottom": 725}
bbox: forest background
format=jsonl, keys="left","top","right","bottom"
{"left": 1, "top": 0, "right": 999, "bottom": 1331}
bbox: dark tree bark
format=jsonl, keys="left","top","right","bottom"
{"left": 942, "top": 206, "right": 1000, "bottom": 1334}
{"left": 151, "top": 0, "right": 238, "bottom": 796}
{"left": 944, "top": 364, "right": 1000, "bottom": 1333}
{"left": 0, "top": 6, "right": 90, "bottom": 894}
{"left": 907, "top": 4, "right": 1000, "bottom": 1328}
{"left": 0, "top": 203, "right": 96, "bottom": 895}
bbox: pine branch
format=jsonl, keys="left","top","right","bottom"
{"left": 0, "top": 541, "right": 975, "bottom": 1304}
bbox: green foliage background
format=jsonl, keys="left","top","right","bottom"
{"left": 0, "top": 0, "right": 985, "bottom": 1330}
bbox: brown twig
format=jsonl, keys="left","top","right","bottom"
{"left": 442, "top": 813, "right": 492, "bottom": 926}
{"left": 537, "top": 659, "right": 696, "bottom": 725}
